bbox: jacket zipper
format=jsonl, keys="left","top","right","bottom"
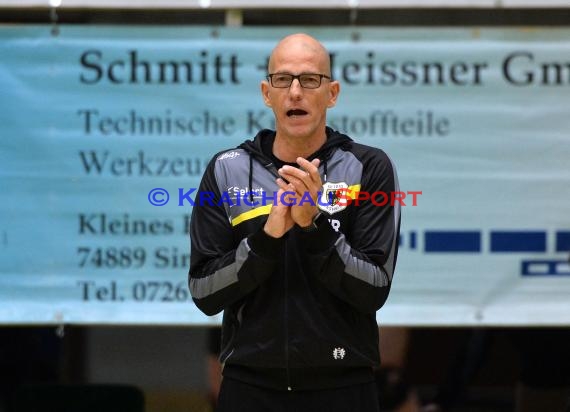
{"left": 284, "top": 240, "right": 291, "bottom": 391}
{"left": 263, "top": 161, "right": 291, "bottom": 390}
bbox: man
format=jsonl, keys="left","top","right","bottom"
{"left": 189, "top": 33, "right": 400, "bottom": 412}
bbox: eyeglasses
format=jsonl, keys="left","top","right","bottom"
{"left": 266, "top": 73, "right": 331, "bottom": 89}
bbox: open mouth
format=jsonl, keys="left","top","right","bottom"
{"left": 287, "top": 109, "right": 308, "bottom": 117}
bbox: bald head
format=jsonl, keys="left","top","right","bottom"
{"left": 268, "top": 33, "right": 331, "bottom": 76}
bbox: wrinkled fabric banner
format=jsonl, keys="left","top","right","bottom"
{"left": 1, "top": 26, "right": 569, "bottom": 325}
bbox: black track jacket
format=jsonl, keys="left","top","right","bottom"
{"left": 189, "top": 127, "right": 401, "bottom": 391}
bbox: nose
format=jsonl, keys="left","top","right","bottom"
{"left": 289, "top": 78, "right": 303, "bottom": 99}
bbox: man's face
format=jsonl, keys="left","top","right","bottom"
{"left": 261, "top": 41, "right": 339, "bottom": 141}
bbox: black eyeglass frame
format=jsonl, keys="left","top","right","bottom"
{"left": 266, "top": 73, "right": 332, "bottom": 89}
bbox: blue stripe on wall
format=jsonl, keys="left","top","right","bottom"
{"left": 410, "top": 231, "right": 417, "bottom": 250}
{"left": 490, "top": 231, "right": 546, "bottom": 252}
{"left": 521, "top": 260, "right": 570, "bottom": 276}
{"left": 556, "top": 231, "right": 570, "bottom": 252}
{"left": 424, "top": 231, "right": 481, "bottom": 252}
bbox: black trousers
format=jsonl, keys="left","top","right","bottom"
{"left": 216, "top": 377, "right": 380, "bottom": 412}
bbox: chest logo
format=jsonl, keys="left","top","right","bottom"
{"left": 332, "top": 347, "right": 346, "bottom": 360}
{"left": 319, "top": 182, "right": 349, "bottom": 215}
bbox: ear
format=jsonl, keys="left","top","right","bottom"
{"left": 261, "top": 80, "right": 272, "bottom": 107}
{"left": 327, "top": 80, "right": 340, "bottom": 108}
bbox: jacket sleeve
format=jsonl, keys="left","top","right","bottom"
{"left": 188, "top": 156, "right": 284, "bottom": 316}
{"left": 299, "top": 150, "right": 401, "bottom": 314}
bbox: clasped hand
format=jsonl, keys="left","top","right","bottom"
{"left": 264, "top": 157, "right": 321, "bottom": 238}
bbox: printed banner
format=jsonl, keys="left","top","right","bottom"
{"left": 1, "top": 26, "right": 569, "bottom": 325}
